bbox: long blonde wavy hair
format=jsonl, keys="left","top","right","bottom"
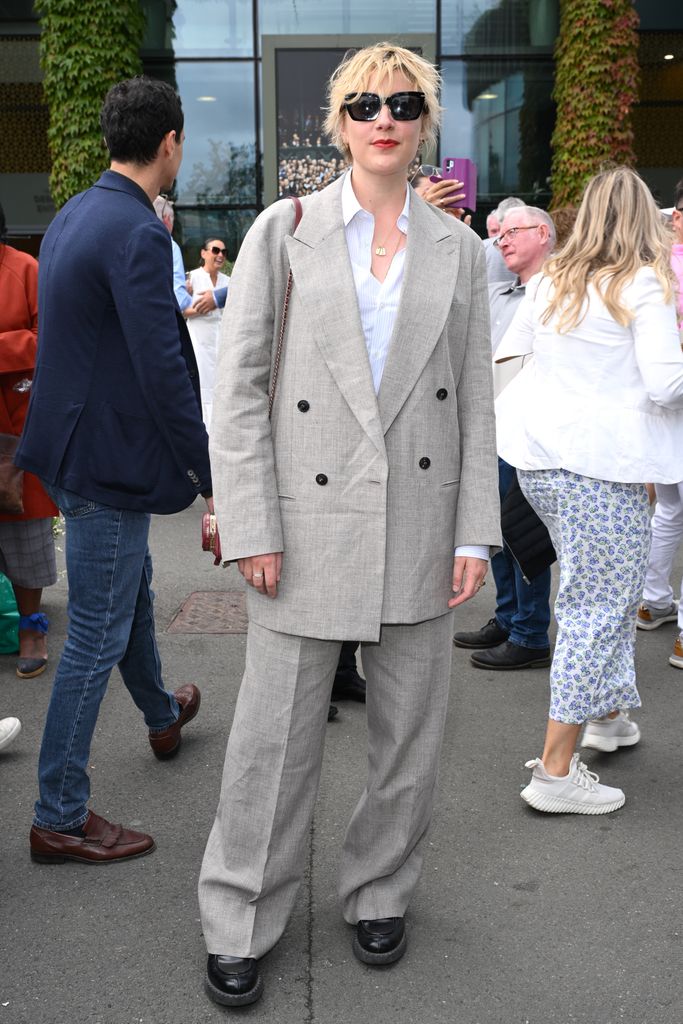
{"left": 324, "top": 42, "right": 442, "bottom": 162}
{"left": 542, "top": 166, "right": 675, "bottom": 333}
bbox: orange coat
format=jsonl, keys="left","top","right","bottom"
{"left": 0, "top": 244, "right": 57, "bottom": 521}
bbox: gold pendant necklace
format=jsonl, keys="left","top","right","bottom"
{"left": 374, "top": 223, "right": 397, "bottom": 257}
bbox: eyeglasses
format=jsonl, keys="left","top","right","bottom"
{"left": 208, "top": 246, "right": 227, "bottom": 256}
{"left": 343, "top": 91, "right": 426, "bottom": 122}
{"left": 411, "top": 164, "right": 439, "bottom": 182}
{"left": 493, "top": 225, "right": 540, "bottom": 247}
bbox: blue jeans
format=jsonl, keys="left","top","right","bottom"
{"left": 34, "top": 485, "right": 180, "bottom": 831}
{"left": 492, "top": 458, "right": 551, "bottom": 650}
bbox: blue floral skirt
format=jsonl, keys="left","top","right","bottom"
{"left": 518, "top": 468, "right": 650, "bottom": 724}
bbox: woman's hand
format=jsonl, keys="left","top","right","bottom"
{"left": 448, "top": 556, "right": 488, "bottom": 608}
{"left": 238, "top": 552, "right": 283, "bottom": 598}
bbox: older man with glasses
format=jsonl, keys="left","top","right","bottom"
{"left": 454, "top": 204, "right": 557, "bottom": 669}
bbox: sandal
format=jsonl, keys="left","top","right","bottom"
{"left": 17, "top": 612, "right": 49, "bottom": 678}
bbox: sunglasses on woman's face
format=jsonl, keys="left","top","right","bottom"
{"left": 208, "top": 246, "right": 227, "bottom": 256}
{"left": 343, "top": 91, "right": 426, "bottom": 122}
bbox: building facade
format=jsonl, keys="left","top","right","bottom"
{"left": 1, "top": 0, "right": 682, "bottom": 266}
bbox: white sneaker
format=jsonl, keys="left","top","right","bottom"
{"left": 520, "top": 753, "right": 625, "bottom": 814}
{"left": 581, "top": 711, "right": 640, "bottom": 752}
{"left": 0, "top": 716, "right": 21, "bottom": 753}
{"left": 636, "top": 601, "right": 678, "bottom": 630}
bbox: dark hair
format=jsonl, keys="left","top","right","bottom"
{"left": 0, "top": 201, "right": 6, "bottom": 243}
{"left": 100, "top": 76, "right": 183, "bottom": 165}
{"left": 674, "top": 177, "right": 683, "bottom": 211}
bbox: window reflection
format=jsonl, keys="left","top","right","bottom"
{"left": 173, "top": 63, "right": 257, "bottom": 205}
{"left": 140, "top": 0, "right": 253, "bottom": 57}
{"left": 441, "top": 60, "right": 554, "bottom": 204}
{"left": 175, "top": 209, "right": 258, "bottom": 267}
{"left": 260, "top": 0, "right": 433, "bottom": 40}
{"left": 442, "top": 0, "right": 559, "bottom": 56}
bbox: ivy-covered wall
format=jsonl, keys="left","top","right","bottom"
{"left": 550, "top": 0, "right": 640, "bottom": 208}
{"left": 37, "top": 0, "right": 146, "bottom": 209}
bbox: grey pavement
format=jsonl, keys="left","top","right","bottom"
{"left": 1, "top": 501, "right": 681, "bottom": 1024}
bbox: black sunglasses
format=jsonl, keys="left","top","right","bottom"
{"left": 343, "top": 91, "right": 426, "bottom": 122}
{"left": 208, "top": 245, "right": 227, "bottom": 256}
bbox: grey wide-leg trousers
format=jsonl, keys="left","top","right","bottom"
{"left": 198, "top": 611, "right": 454, "bottom": 958}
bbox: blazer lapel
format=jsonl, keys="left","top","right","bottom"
{"left": 377, "top": 197, "right": 461, "bottom": 434}
{"left": 285, "top": 178, "right": 385, "bottom": 456}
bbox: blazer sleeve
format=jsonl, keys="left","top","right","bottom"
{"left": 453, "top": 240, "right": 502, "bottom": 554}
{"left": 109, "top": 220, "right": 212, "bottom": 493}
{"left": 1, "top": 256, "right": 39, "bottom": 374}
{"left": 209, "top": 202, "right": 295, "bottom": 560}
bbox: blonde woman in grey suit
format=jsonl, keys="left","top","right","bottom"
{"left": 199, "top": 42, "right": 501, "bottom": 1007}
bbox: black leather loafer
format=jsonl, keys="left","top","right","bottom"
{"left": 353, "top": 917, "right": 406, "bottom": 965}
{"left": 453, "top": 617, "right": 509, "bottom": 649}
{"left": 205, "top": 954, "right": 263, "bottom": 1006}
{"left": 331, "top": 667, "right": 367, "bottom": 702}
{"left": 470, "top": 640, "right": 551, "bottom": 670}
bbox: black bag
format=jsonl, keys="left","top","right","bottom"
{"left": 500, "top": 470, "right": 555, "bottom": 582}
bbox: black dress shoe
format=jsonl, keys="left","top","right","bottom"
{"left": 470, "top": 639, "right": 551, "bottom": 670}
{"left": 327, "top": 703, "right": 339, "bottom": 721}
{"left": 353, "top": 917, "right": 406, "bottom": 965}
{"left": 453, "top": 617, "right": 509, "bottom": 649}
{"left": 331, "top": 667, "right": 366, "bottom": 702}
{"left": 205, "top": 955, "right": 263, "bottom": 1006}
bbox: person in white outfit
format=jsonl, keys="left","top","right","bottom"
{"left": 495, "top": 166, "right": 683, "bottom": 815}
{"left": 636, "top": 177, "right": 683, "bottom": 666}
{"left": 185, "top": 239, "right": 230, "bottom": 430}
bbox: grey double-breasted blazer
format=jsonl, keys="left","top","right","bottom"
{"left": 210, "top": 174, "right": 501, "bottom": 641}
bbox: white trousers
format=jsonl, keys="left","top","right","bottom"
{"left": 642, "top": 482, "right": 683, "bottom": 630}
{"left": 198, "top": 613, "right": 454, "bottom": 959}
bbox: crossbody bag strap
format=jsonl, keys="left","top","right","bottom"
{"left": 268, "top": 195, "right": 303, "bottom": 420}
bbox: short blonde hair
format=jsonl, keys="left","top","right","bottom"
{"left": 324, "top": 42, "right": 442, "bottom": 162}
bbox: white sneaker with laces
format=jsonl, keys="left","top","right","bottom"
{"left": 581, "top": 711, "right": 640, "bottom": 753}
{"left": 0, "top": 716, "right": 21, "bottom": 753}
{"left": 520, "top": 753, "right": 625, "bottom": 814}
{"left": 636, "top": 601, "right": 678, "bottom": 630}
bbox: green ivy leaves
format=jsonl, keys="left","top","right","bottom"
{"left": 37, "top": 0, "right": 146, "bottom": 209}
{"left": 550, "top": 0, "right": 640, "bottom": 208}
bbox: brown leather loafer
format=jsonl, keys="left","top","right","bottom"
{"left": 148, "top": 683, "right": 201, "bottom": 760}
{"left": 30, "top": 811, "right": 155, "bottom": 864}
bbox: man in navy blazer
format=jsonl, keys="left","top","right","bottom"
{"left": 18, "top": 77, "right": 213, "bottom": 866}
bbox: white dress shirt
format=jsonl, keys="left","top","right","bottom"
{"left": 342, "top": 170, "right": 488, "bottom": 561}
{"left": 495, "top": 268, "right": 683, "bottom": 484}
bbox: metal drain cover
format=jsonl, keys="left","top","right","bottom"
{"left": 167, "top": 591, "right": 248, "bottom": 634}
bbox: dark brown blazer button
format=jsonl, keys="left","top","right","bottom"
{"left": 436, "top": 388, "right": 448, "bottom": 400}
{"left": 297, "top": 400, "right": 310, "bottom": 412}
{"left": 419, "top": 457, "right": 431, "bottom": 470}
{"left": 315, "top": 473, "right": 328, "bottom": 485}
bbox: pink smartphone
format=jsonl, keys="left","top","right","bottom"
{"left": 441, "top": 157, "right": 477, "bottom": 212}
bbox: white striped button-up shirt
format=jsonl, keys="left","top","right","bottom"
{"left": 341, "top": 170, "right": 488, "bottom": 563}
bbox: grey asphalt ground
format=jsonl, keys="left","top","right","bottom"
{"left": 1, "top": 500, "right": 681, "bottom": 1024}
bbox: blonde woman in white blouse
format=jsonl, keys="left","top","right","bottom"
{"left": 495, "top": 166, "right": 683, "bottom": 815}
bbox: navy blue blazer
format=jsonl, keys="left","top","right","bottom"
{"left": 16, "top": 171, "right": 212, "bottom": 514}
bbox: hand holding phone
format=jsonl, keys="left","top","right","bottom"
{"left": 441, "top": 158, "right": 477, "bottom": 212}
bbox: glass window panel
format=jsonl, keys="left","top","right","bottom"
{"left": 441, "top": 0, "right": 559, "bottom": 57}
{"left": 440, "top": 59, "right": 554, "bottom": 216}
{"left": 635, "top": 1, "right": 683, "bottom": 31}
{"left": 174, "top": 208, "right": 258, "bottom": 267}
{"left": 260, "top": 0, "right": 434, "bottom": 39}
{"left": 172, "top": 62, "right": 257, "bottom": 206}
{"left": 140, "top": 0, "right": 253, "bottom": 57}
